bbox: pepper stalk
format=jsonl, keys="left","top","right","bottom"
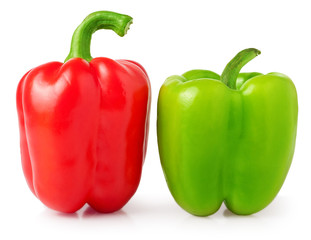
{"left": 65, "top": 11, "right": 133, "bottom": 62}
{"left": 220, "top": 48, "right": 261, "bottom": 89}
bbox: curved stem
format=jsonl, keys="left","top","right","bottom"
{"left": 220, "top": 48, "right": 261, "bottom": 89}
{"left": 65, "top": 11, "right": 133, "bottom": 62}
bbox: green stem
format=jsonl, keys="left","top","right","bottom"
{"left": 64, "top": 11, "right": 133, "bottom": 62}
{"left": 220, "top": 48, "right": 261, "bottom": 89}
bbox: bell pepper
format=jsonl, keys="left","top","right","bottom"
{"left": 157, "top": 48, "right": 298, "bottom": 216}
{"left": 16, "top": 11, "right": 151, "bottom": 213}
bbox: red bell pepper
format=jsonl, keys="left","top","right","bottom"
{"left": 16, "top": 11, "right": 151, "bottom": 213}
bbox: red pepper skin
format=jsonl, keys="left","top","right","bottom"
{"left": 17, "top": 57, "right": 150, "bottom": 213}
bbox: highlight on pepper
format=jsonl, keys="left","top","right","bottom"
{"left": 157, "top": 48, "right": 298, "bottom": 216}
{"left": 16, "top": 11, "right": 151, "bottom": 213}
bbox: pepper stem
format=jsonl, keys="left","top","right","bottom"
{"left": 220, "top": 48, "right": 261, "bottom": 89}
{"left": 64, "top": 11, "right": 133, "bottom": 62}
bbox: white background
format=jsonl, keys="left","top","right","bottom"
{"left": 1, "top": 0, "right": 310, "bottom": 239}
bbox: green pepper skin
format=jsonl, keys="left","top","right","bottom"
{"left": 157, "top": 50, "right": 298, "bottom": 216}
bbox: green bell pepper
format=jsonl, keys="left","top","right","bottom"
{"left": 157, "top": 48, "right": 298, "bottom": 216}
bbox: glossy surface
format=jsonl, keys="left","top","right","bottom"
{"left": 17, "top": 58, "right": 150, "bottom": 213}
{"left": 157, "top": 50, "right": 298, "bottom": 216}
